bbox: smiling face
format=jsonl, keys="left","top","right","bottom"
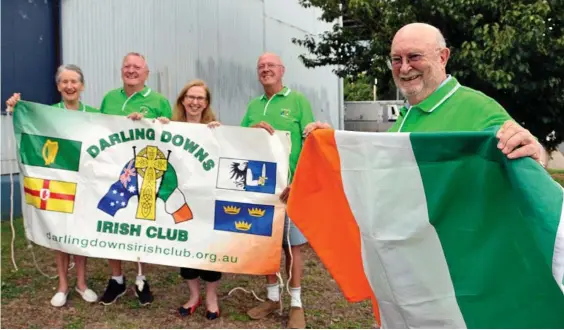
{"left": 121, "top": 54, "right": 148, "bottom": 88}
{"left": 56, "top": 69, "right": 84, "bottom": 103}
{"left": 256, "top": 53, "right": 285, "bottom": 88}
{"left": 390, "top": 24, "right": 450, "bottom": 105}
{"left": 182, "top": 85, "right": 209, "bottom": 118}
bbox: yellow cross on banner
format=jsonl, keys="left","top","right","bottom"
{"left": 135, "top": 146, "right": 168, "bottom": 220}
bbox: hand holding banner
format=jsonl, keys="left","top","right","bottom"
{"left": 13, "top": 101, "right": 291, "bottom": 275}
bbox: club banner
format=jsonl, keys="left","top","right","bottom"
{"left": 12, "top": 101, "right": 291, "bottom": 275}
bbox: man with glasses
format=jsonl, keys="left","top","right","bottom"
{"left": 98, "top": 52, "right": 172, "bottom": 306}
{"left": 305, "top": 23, "right": 548, "bottom": 164}
{"left": 241, "top": 52, "right": 315, "bottom": 328}
{"left": 386, "top": 23, "right": 548, "bottom": 166}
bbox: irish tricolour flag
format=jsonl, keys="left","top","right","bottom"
{"left": 288, "top": 129, "right": 564, "bottom": 328}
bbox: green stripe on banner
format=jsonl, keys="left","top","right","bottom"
{"left": 409, "top": 130, "right": 564, "bottom": 328}
{"left": 20, "top": 133, "right": 82, "bottom": 172}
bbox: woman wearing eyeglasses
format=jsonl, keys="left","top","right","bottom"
{"left": 158, "top": 79, "right": 221, "bottom": 320}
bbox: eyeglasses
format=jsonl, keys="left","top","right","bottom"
{"left": 185, "top": 95, "right": 207, "bottom": 102}
{"left": 257, "top": 63, "right": 283, "bottom": 70}
{"left": 388, "top": 48, "right": 444, "bottom": 69}
{"left": 389, "top": 54, "right": 425, "bottom": 68}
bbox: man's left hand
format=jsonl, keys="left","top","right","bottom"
{"left": 303, "top": 121, "right": 331, "bottom": 137}
{"left": 127, "top": 112, "right": 144, "bottom": 121}
{"left": 496, "top": 120, "right": 545, "bottom": 166}
{"left": 280, "top": 184, "right": 291, "bottom": 204}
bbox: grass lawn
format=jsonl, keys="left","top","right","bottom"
{"left": 2, "top": 171, "right": 561, "bottom": 328}
{"left": 1, "top": 219, "right": 375, "bottom": 329}
{"left": 549, "top": 169, "right": 564, "bottom": 187}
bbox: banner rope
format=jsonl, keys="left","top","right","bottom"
{"left": 6, "top": 107, "right": 68, "bottom": 279}
{"left": 226, "top": 212, "right": 293, "bottom": 315}
{"left": 7, "top": 107, "right": 18, "bottom": 271}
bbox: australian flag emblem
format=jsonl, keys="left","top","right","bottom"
{"left": 97, "top": 160, "right": 138, "bottom": 216}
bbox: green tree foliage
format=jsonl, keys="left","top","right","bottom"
{"left": 344, "top": 74, "right": 373, "bottom": 101}
{"left": 293, "top": 0, "right": 564, "bottom": 150}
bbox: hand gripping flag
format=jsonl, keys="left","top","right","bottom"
{"left": 287, "top": 129, "right": 564, "bottom": 329}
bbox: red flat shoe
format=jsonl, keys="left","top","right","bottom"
{"left": 178, "top": 299, "right": 201, "bottom": 317}
{"left": 205, "top": 307, "right": 220, "bottom": 320}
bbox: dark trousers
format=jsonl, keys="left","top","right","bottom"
{"left": 180, "top": 267, "right": 221, "bottom": 282}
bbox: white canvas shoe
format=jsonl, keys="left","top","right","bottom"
{"left": 50, "top": 291, "right": 69, "bottom": 307}
{"left": 75, "top": 287, "right": 98, "bottom": 303}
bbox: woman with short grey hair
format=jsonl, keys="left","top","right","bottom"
{"left": 5, "top": 64, "right": 99, "bottom": 307}
{"left": 6, "top": 64, "right": 98, "bottom": 113}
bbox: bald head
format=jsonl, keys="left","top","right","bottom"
{"left": 390, "top": 23, "right": 450, "bottom": 105}
{"left": 392, "top": 23, "right": 446, "bottom": 50}
{"left": 257, "top": 52, "right": 285, "bottom": 92}
{"left": 258, "top": 52, "right": 284, "bottom": 66}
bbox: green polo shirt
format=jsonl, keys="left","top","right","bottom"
{"left": 241, "top": 86, "right": 315, "bottom": 181}
{"left": 100, "top": 86, "right": 172, "bottom": 119}
{"left": 388, "top": 77, "right": 512, "bottom": 133}
{"left": 53, "top": 101, "right": 99, "bottom": 113}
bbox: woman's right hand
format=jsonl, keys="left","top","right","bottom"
{"left": 207, "top": 121, "right": 221, "bottom": 129}
{"left": 5, "top": 93, "right": 21, "bottom": 113}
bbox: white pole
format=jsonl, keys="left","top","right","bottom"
{"left": 337, "top": 3, "right": 345, "bottom": 129}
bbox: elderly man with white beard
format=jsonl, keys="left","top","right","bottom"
{"left": 386, "top": 23, "right": 549, "bottom": 166}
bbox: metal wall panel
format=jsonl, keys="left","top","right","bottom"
{"left": 263, "top": 5, "right": 339, "bottom": 126}
{"left": 213, "top": 0, "right": 264, "bottom": 124}
{"left": 60, "top": 0, "right": 341, "bottom": 127}
{"left": 1, "top": 0, "right": 60, "bottom": 108}
{"left": 1, "top": 115, "right": 18, "bottom": 175}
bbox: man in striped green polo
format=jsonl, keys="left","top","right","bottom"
{"left": 386, "top": 23, "right": 549, "bottom": 167}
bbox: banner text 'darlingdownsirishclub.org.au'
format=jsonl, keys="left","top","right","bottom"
{"left": 13, "top": 101, "right": 291, "bottom": 275}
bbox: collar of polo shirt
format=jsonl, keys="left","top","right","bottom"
{"left": 260, "top": 86, "right": 291, "bottom": 100}
{"left": 400, "top": 76, "right": 461, "bottom": 116}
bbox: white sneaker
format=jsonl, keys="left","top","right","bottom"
{"left": 50, "top": 291, "right": 69, "bottom": 307}
{"left": 75, "top": 287, "right": 98, "bottom": 303}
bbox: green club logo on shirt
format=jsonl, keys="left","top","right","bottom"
{"left": 139, "top": 106, "right": 149, "bottom": 115}
{"left": 280, "top": 108, "right": 290, "bottom": 117}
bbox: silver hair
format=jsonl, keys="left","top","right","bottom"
{"left": 55, "top": 64, "right": 85, "bottom": 84}
{"left": 123, "top": 52, "right": 149, "bottom": 71}
{"left": 435, "top": 28, "right": 447, "bottom": 48}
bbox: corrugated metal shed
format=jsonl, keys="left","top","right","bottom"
{"left": 60, "top": 0, "right": 341, "bottom": 127}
